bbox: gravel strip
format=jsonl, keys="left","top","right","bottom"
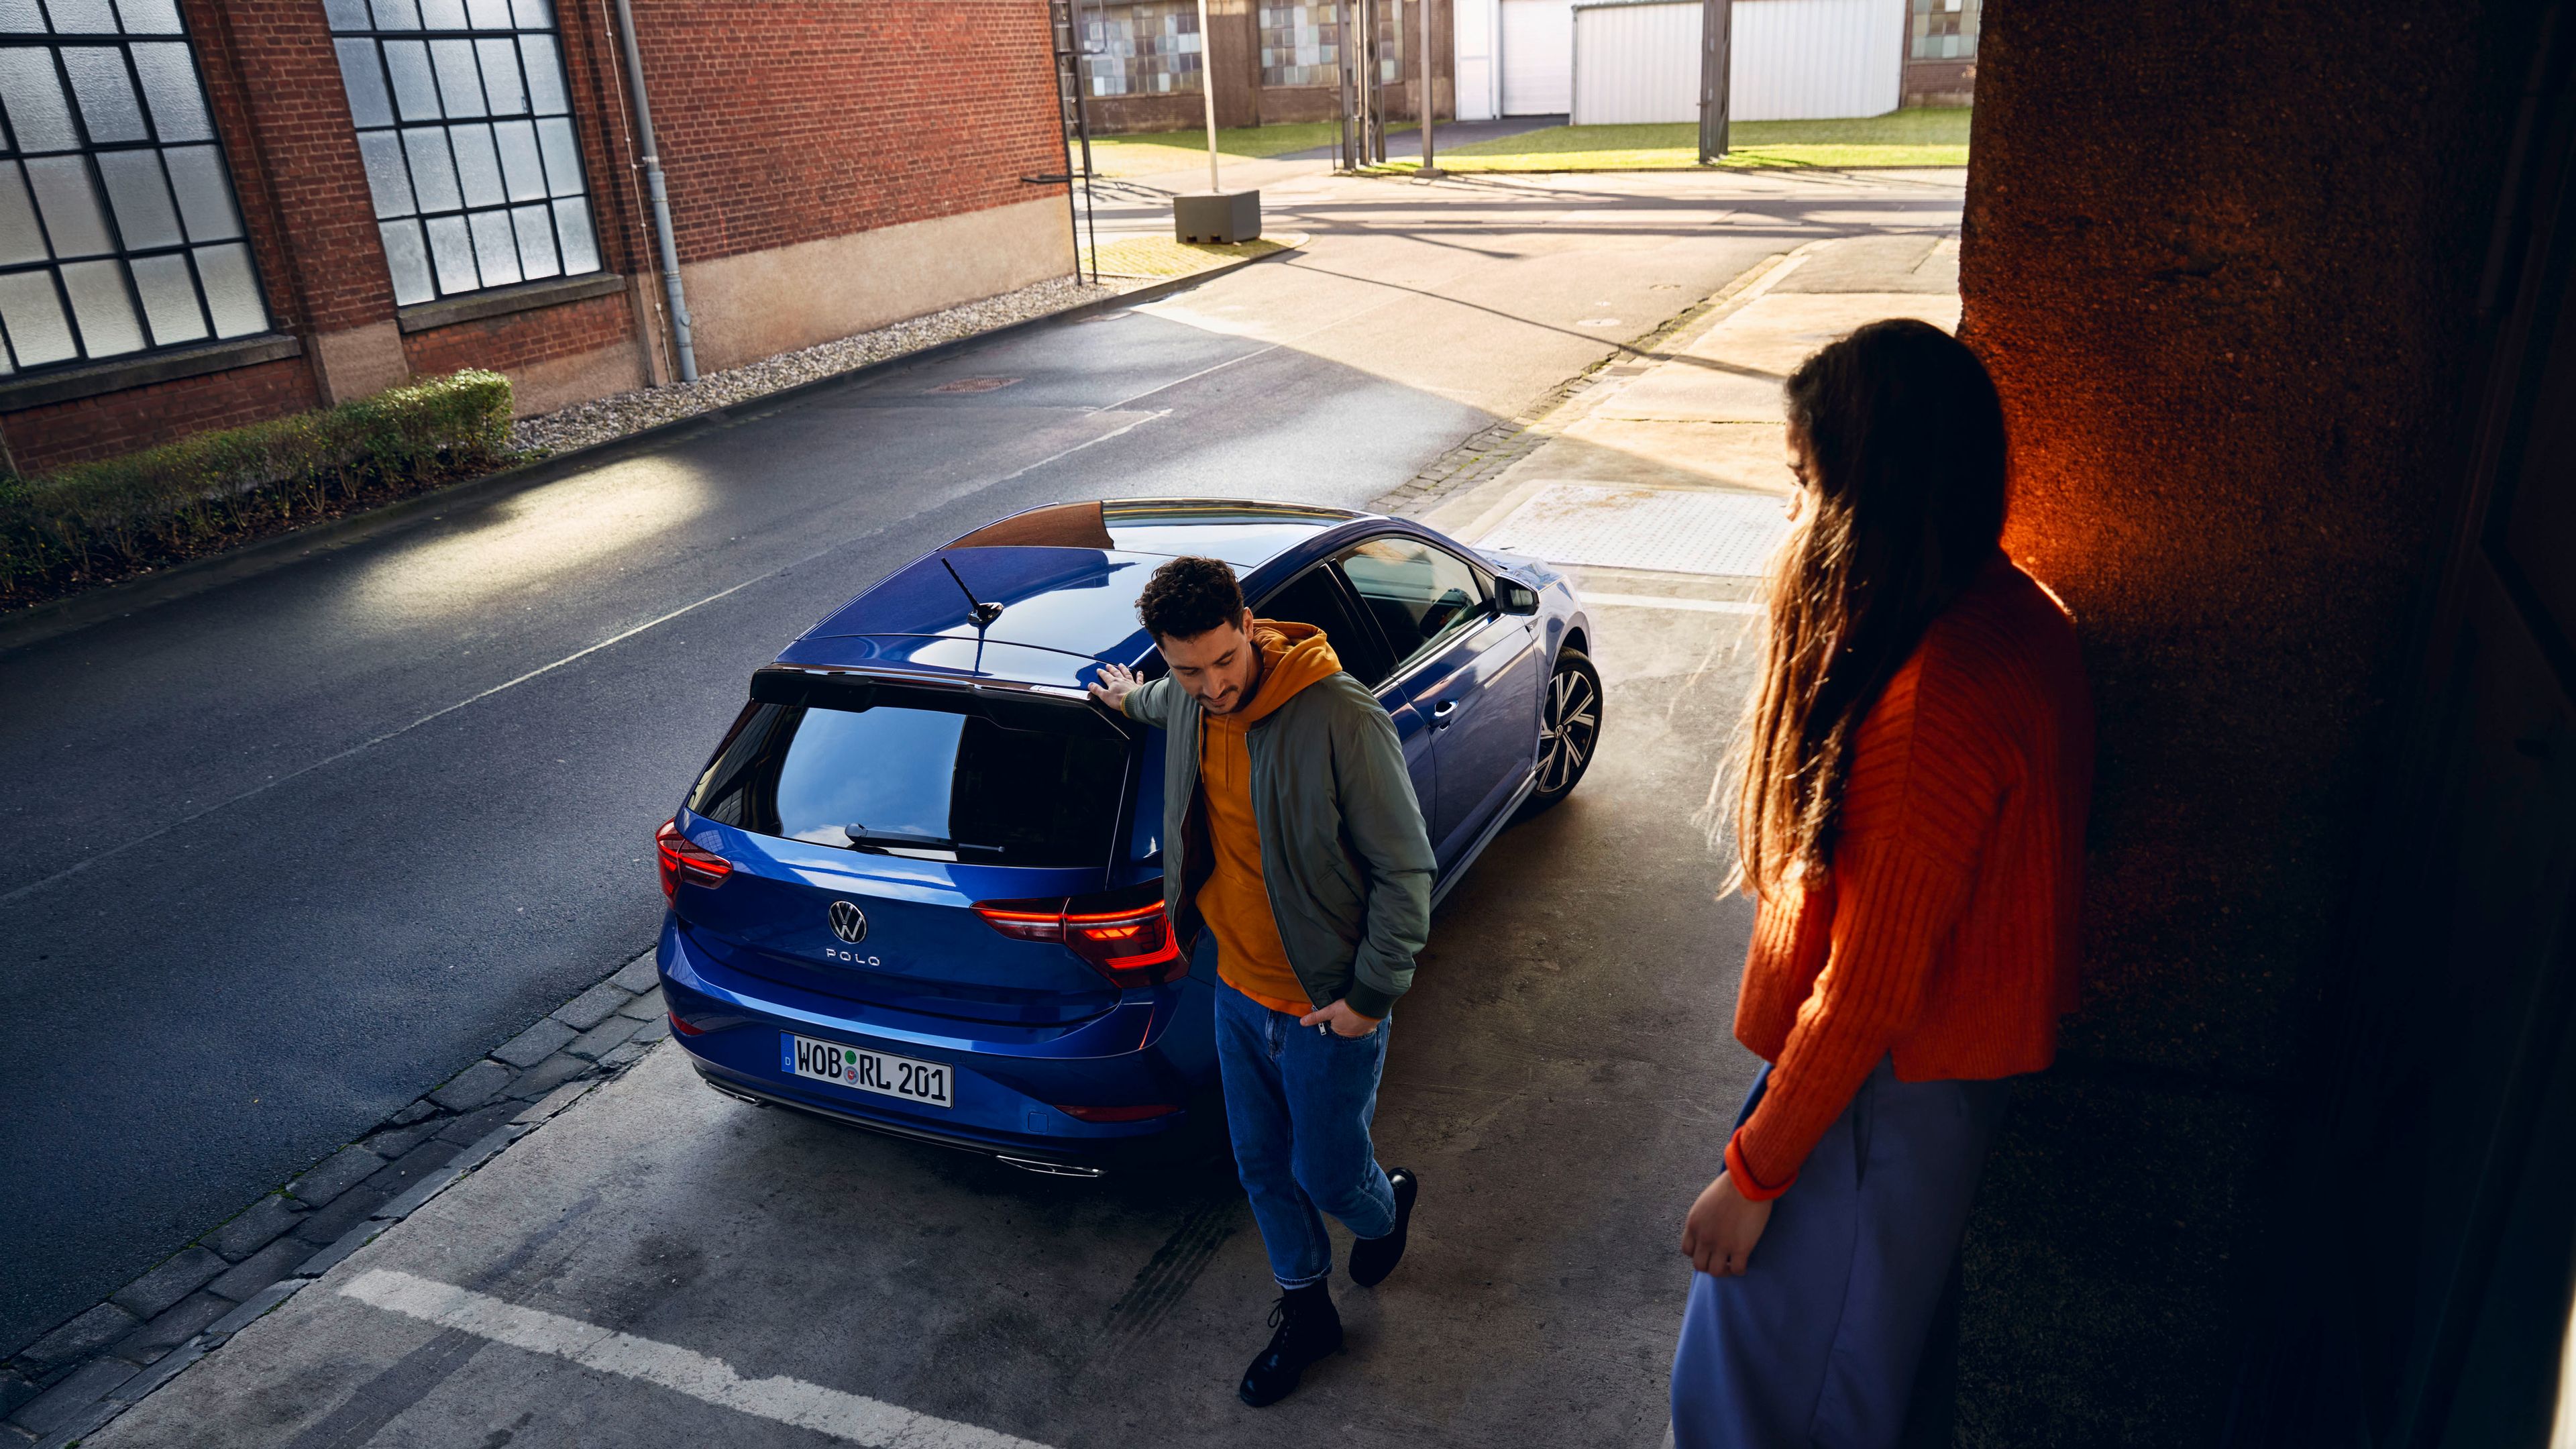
{"left": 509, "top": 274, "right": 1142, "bottom": 457}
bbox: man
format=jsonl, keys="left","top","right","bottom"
{"left": 1089, "top": 554, "right": 1436, "bottom": 1408}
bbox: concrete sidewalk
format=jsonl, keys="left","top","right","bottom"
{"left": 1424, "top": 231, "right": 1962, "bottom": 568}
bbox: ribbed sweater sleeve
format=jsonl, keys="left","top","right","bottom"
{"left": 1726, "top": 647, "right": 1999, "bottom": 1200}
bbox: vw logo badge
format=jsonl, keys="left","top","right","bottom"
{"left": 827, "top": 900, "right": 869, "bottom": 944}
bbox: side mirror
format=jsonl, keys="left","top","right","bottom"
{"left": 1496, "top": 579, "right": 1540, "bottom": 616}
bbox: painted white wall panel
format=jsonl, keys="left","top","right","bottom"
{"left": 1456, "top": 0, "right": 1501, "bottom": 118}
{"left": 1567, "top": 0, "right": 1903, "bottom": 124}
{"left": 1500, "top": 0, "right": 1573, "bottom": 115}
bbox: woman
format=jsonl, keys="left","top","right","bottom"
{"left": 1670, "top": 319, "right": 2092, "bottom": 1447}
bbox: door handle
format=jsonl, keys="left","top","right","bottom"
{"left": 1432, "top": 700, "right": 1458, "bottom": 727}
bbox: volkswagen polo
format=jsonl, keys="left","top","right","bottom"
{"left": 654, "top": 499, "right": 1599, "bottom": 1174}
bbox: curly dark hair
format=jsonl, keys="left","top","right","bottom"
{"left": 1136, "top": 555, "right": 1246, "bottom": 642}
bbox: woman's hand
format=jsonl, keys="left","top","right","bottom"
{"left": 1680, "top": 1171, "right": 1773, "bottom": 1277}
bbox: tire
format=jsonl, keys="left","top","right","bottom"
{"left": 1519, "top": 645, "right": 1602, "bottom": 818}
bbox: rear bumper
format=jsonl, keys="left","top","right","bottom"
{"left": 657, "top": 916, "right": 1219, "bottom": 1173}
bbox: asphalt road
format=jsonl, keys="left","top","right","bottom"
{"left": 0, "top": 166, "right": 1962, "bottom": 1360}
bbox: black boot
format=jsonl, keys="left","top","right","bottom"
{"left": 1238, "top": 1281, "right": 1342, "bottom": 1407}
{"left": 1348, "top": 1167, "right": 1418, "bottom": 1287}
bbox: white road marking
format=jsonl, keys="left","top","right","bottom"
{"left": 1582, "top": 592, "right": 1764, "bottom": 615}
{"left": 341, "top": 1269, "right": 1054, "bottom": 1449}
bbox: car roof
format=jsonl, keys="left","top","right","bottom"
{"left": 777, "top": 500, "right": 1386, "bottom": 686}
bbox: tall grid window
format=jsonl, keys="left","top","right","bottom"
{"left": 1080, "top": 1, "right": 1200, "bottom": 98}
{"left": 1257, "top": 3, "right": 1339, "bottom": 88}
{"left": 1910, "top": 0, "right": 1978, "bottom": 60}
{"left": 0, "top": 0, "right": 268, "bottom": 375}
{"left": 325, "top": 0, "right": 600, "bottom": 306}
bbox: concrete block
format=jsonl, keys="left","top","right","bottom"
{"left": 564, "top": 1014, "right": 643, "bottom": 1062}
{"left": 360, "top": 1120, "right": 441, "bottom": 1161}
{"left": 0, "top": 1367, "right": 37, "bottom": 1419}
{"left": 287, "top": 1146, "right": 386, "bottom": 1208}
{"left": 428, "top": 1059, "right": 513, "bottom": 1112}
{"left": 109, "top": 1291, "right": 231, "bottom": 1365}
{"left": 361, "top": 1139, "right": 461, "bottom": 1200}
{"left": 107, "top": 1246, "right": 226, "bottom": 1320}
{"left": 293, "top": 1222, "right": 380, "bottom": 1280}
{"left": 610, "top": 953, "right": 660, "bottom": 994}
{"left": 505, "top": 1052, "right": 598, "bottom": 1100}
{"left": 15, "top": 1303, "right": 138, "bottom": 1369}
{"left": 491, "top": 1018, "right": 577, "bottom": 1069}
{"left": 207, "top": 1238, "right": 306, "bottom": 1303}
{"left": 1174, "top": 190, "right": 1260, "bottom": 245}
{"left": 201, "top": 1194, "right": 307, "bottom": 1263}
{"left": 513, "top": 1080, "right": 595, "bottom": 1124}
{"left": 435, "top": 1100, "right": 523, "bottom": 1146}
{"left": 371, "top": 1165, "right": 466, "bottom": 1222}
{"left": 5, "top": 1355, "right": 137, "bottom": 1438}
{"left": 290, "top": 1183, "right": 388, "bottom": 1246}
{"left": 629, "top": 1015, "right": 672, "bottom": 1046}
{"left": 388, "top": 1099, "right": 439, "bottom": 1126}
{"left": 552, "top": 980, "right": 632, "bottom": 1032}
{"left": 203, "top": 1280, "right": 303, "bottom": 1342}
{"left": 614, "top": 988, "right": 664, "bottom": 1022}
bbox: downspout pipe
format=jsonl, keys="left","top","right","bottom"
{"left": 610, "top": 0, "right": 697, "bottom": 383}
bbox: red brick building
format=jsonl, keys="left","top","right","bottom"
{"left": 0, "top": 0, "right": 1073, "bottom": 470}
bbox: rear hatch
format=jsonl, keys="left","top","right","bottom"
{"left": 672, "top": 668, "right": 1139, "bottom": 1027}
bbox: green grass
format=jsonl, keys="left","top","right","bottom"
{"left": 1081, "top": 121, "right": 1408, "bottom": 177}
{"left": 1397, "top": 107, "right": 1970, "bottom": 172}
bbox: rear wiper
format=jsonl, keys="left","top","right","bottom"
{"left": 841, "top": 825, "right": 1004, "bottom": 857}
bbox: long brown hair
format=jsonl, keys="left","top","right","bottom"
{"left": 1731, "top": 319, "right": 2008, "bottom": 899}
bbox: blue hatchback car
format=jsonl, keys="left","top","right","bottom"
{"left": 654, "top": 499, "right": 1599, "bottom": 1174}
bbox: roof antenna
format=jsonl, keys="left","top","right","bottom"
{"left": 942, "top": 557, "right": 1006, "bottom": 629}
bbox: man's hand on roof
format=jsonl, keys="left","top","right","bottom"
{"left": 1089, "top": 663, "right": 1141, "bottom": 712}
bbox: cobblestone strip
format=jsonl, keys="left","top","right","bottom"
{"left": 1368, "top": 250, "right": 1801, "bottom": 522}
{"left": 0, "top": 951, "right": 669, "bottom": 1447}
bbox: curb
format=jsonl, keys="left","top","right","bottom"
{"left": 14, "top": 1054, "right": 618, "bottom": 1449}
{"left": 0, "top": 241, "right": 1301, "bottom": 659}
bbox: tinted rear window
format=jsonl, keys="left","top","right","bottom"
{"left": 687, "top": 681, "right": 1130, "bottom": 868}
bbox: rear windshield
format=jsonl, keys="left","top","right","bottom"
{"left": 686, "top": 679, "right": 1130, "bottom": 868}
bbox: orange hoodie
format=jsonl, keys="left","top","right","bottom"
{"left": 1197, "top": 621, "right": 1344, "bottom": 1014}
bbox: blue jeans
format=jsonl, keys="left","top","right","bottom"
{"left": 1670, "top": 1058, "right": 2011, "bottom": 1449}
{"left": 1214, "top": 976, "right": 1398, "bottom": 1289}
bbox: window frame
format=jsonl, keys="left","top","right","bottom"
{"left": 0, "top": 2, "right": 274, "bottom": 374}
{"left": 1332, "top": 533, "right": 1496, "bottom": 685}
{"left": 325, "top": 0, "right": 603, "bottom": 307}
{"left": 1254, "top": 558, "right": 1397, "bottom": 688}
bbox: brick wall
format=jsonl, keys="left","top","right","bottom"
{"left": 4, "top": 357, "right": 320, "bottom": 470}
{"left": 403, "top": 294, "right": 634, "bottom": 378}
{"left": 632, "top": 0, "right": 1066, "bottom": 265}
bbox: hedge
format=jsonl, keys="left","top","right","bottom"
{"left": 0, "top": 368, "right": 515, "bottom": 596}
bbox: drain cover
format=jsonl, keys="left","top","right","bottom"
{"left": 1479, "top": 483, "right": 1790, "bottom": 576}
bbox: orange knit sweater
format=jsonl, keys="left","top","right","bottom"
{"left": 1724, "top": 555, "right": 2093, "bottom": 1201}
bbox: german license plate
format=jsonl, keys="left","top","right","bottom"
{"left": 782, "top": 1032, "right": 952, "bottom": 1108}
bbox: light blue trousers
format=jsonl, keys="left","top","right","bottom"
{"left": 1670, "top": 1058, "right": 2011, "bottom": 1449}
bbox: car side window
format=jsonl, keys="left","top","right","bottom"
{"left": 1256, "top": 563, "right": 1394, "bottom": 686}
{"left": 1338, "top": 536, "right": 1488, "bottom": 677}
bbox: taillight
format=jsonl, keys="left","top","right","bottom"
{"left": 655, "top": 818, "right": 733, "bottom": 900}
{"left": 973, "top": 882, "right": 1186, "bottom": 989}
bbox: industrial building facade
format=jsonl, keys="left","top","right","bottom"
{"left": 0, "top": 0, "right": 1073, "bottom": 472}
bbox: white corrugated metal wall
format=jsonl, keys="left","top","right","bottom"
{"left": 1500, "top": 0, "right": 1574, "bottom": 113}
{"left": 1566, "top": 0, "right": 1904, "bottom": 123}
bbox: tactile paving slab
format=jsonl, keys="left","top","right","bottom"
{"left": 1479, "top": 483, "right": 1791, "bottom": 576}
